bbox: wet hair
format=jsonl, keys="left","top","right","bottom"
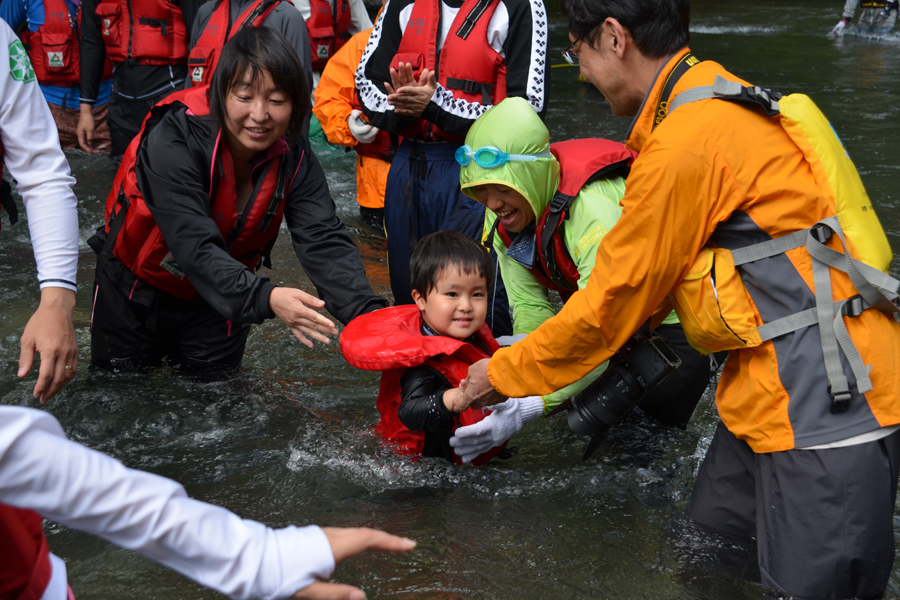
{"left": 560, "top": 0, "right": 690, "bottom": 58}
{"left": 410, "top": 230, "right": 495, "bottom": 297}
{"left": 209, "top": 27, "right": 310, "bottom": 146}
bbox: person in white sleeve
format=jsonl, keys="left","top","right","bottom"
{"left": 0, "top": 19, "right": 79, "bottom": 403}
{"left": 0, "top": 405, "right": 416, "bottom": 600}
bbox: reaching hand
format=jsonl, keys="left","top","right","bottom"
{"left": 384, "top": 64, "right": 437, "bottom": 119}
{"left": 18, "top": 287, "right": 78, "bottom": 403}
{"left": 269, "top": 287, "right": 339, "bottom": 348}
{"left": 77, "top": 104, "right": 96, "bottom": 154}
{"left": 832, "top": 18, "right": 848, "bottom": 35}
{"left": 450, "top": 396, "right": 544, "bottom": 463}
{"left": 292, "top": 528, "right": 416, "bottom": 600}
{"left": 461, "top": 358, "right": 507, "bottom": 410}
{"left": 348, "top": 109, "right": 379, "bottom": 144}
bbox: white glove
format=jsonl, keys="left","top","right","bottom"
{"left": 348, "top": 109, "right": 379, "bottom": 144}
{"left": 449, "top": 396, "right": 544, "bottom": 463}
{"left": 494, "top": 333, "right": 528, "bottom": 347}
{"left": 832, "top": 19, "right": 848, "bottom": 35}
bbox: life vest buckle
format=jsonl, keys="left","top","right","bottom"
{"left": 548, "top": 192, "right": 570, "bottom": 214}
{"left": 811, "top": 222, "right": 832, "bottom": 244}
{"left": 843, "top": 294, "right": 865, "bottom": 318}
{"left": 829, "top": 388, "right": 852, "bottom": 414}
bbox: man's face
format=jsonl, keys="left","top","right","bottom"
{"left": 571, "top": 26, "right": 635, "bottom": 118}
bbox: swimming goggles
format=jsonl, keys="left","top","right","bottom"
{"left": 455, "top": 144, "right": 552, "bottom": 168}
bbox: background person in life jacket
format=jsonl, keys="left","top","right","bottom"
{"left": 88, "top": 27, "right": 388, "bottom": 371}
{"left": 0, "top": 0, "right": 113, "bottom": 152}
{"left": 312, "top": 1, "right": 389, "bottom": 235}
{"left": 354, "top": 0, "right": 550, "bottom": 338}
{"left": 460, "top": 0, "right": 900, "bottom": 597}
{"left": 291, "top": 0, "right": 372, "bottom": 74}
{"left": 454, "top": 97, "right": 720, "bottom": 450}
{"left": 77, "top": 0, "right": 205, "bottom": 157}
{"left": 0, "top": 406, "right": 417, "bottom": 600}
{"left": 187, "top": 0, "right": 315, "bottom": 138}
{"left": 832, "top": 0, "right": 898, "bottom": 34}
{"left": 0, "top": 20, "right": 79, "bottom": 404}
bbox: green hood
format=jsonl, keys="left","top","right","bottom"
{"left": 459, "top": 97, "right": 560, "bottom": 224}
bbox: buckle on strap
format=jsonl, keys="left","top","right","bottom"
{"left": 842, "top": 295, "right": 865, "bottom": 318}
{"left": 829, "top": 388, "right": 852, "bottom": 414}
{"left": 548, "top": 192, "right": 571, "bottom": 214}
{"left": 811, "top": 222, "right": 832, "bottom": 244}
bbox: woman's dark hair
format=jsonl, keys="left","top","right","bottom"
{"left": 560, "top": 0, "right": 690, "bottom": 58}
{"left": 209, "top": 26, "right": 310, "bottom": 146}
{"left": 410, "top": 230, "right": 495, "bottom": 297}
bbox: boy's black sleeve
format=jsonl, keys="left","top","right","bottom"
{"left": 398, "top": 365, "right": 457, "bottom": 432}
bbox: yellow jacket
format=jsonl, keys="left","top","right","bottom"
{"left": 312, "top": 27, "right": 388, "bottom": 210}
{"left": 487, "top": 48, "right": 900, "bottom": 452}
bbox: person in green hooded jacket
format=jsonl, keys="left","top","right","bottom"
{"left": 447, "top": 97, "right": 721, "bottom": 459}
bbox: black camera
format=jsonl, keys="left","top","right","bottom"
{"left": 567, "top": 326, "right": 682, "bottom": 459}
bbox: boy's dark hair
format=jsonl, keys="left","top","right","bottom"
{"left": 410, "top": 230, "right": 495, "bottom": 296}
{"left": 560, "top": 0, "right": 690, "bottom": 58}
{"left": 209, "top": 27, "right": 310, "bottom": 146}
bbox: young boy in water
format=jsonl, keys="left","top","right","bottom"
{"left": 340, "top": 231, "right": 543, "bottom": 464}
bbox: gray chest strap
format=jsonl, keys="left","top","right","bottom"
{"left": 668, "top": 78, "right": 900, "bottom": 412}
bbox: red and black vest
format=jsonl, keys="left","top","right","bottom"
{"left": 21, "top": 0, "right": 80, "bottom": 85}
{"left": 187, "top": 0, "right": 284, "bottom": 88}
{"left": 391, "top": 0, "right": 506, "bottom": 142}
{"left": 494, "top": 139, "right": 637, "bottom": 301}
{"left": 0, "top": 504, "right": 52, "bottom": 600}
{"left": 306, "top": 0, "right": 351, "bottom": 72}
{"left": 102, "top": 86, "right": 297, "bottom": 300}
{"left": 95, "top": 0, "right": 187, "bottom": 66}
{"left": 340, "top": 304, "right": 507, "bottom": 466}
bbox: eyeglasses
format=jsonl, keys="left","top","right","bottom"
{"left": 455, "top": 145, "right": 552, "bottom": 168}
{"left": 561, "top": 40, "right": 580, "bottom": 66}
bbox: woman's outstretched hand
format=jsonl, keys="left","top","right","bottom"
{"left": 269, "top": 287, "right": 339, "bottom": 348}
{"left": 292, "top": 528, "right": 416, "bottom": 600}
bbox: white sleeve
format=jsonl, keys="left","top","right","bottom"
{"left": 0, "top": 407, "right": 336, "bottom": 600}
{"left": 0, "top": 21, "right": 78, "bottom": 291}
{"left": 348, "top": 0, "right": 373, "bottom": 35}
{"left": 292, "top": 0, "right": 311, "bottom": 22}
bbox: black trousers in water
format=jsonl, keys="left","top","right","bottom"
{"left": 687, "top": 421, "right": 900, "bottom": 599}
{"left": 108, "top": 88, "right": 173, "bottom": 157}
{"left": 91, "top": 257, "right": 251, "bottom": 371}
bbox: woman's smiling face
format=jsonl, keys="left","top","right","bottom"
{"left": 472, "top": 184, "right": 536, "bottom": 233}
{"left": 224, "top": 68, "right": 293, "bottom": 159}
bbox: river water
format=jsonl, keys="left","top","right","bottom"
{"left": 2, "top": 0, "right": 900, "bottom": 598}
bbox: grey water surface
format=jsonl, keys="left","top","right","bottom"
{"left": 3, "top": 0, "right": 900, "bottom": 597}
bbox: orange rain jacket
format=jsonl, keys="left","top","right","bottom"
{"left": 487, "top": 48, "right": 900, "bottom": 453}
{"left": 312, "top": 27, "right": 388, "bottom": 210}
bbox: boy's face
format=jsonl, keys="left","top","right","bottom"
{"left": 471, "top": 184, "right": 535, "bottom": 233}
{"left": 412, "top": 266, "right": 488, "bottom": 340}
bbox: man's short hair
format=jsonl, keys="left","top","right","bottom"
{"left": 410, "top": 230, "right": 495, "bottom": 297}
{"left": 560, "top": 0, "right": 690, "bottom": 58}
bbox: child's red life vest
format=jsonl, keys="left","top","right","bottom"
{"left": 101, "top": 86, "right": 298, "bottom": 300}
{"left": 306, "top": 0, "right": 351, "bottom": 72}
{"left": 187, "top": 0, "right": 284, "bottom": 88}
{"left": 390, "top": 0, "right": 507, "bottom": 142}
{"left": 0, "top": 503, "right": 52, "bottom": 600}
{"left": 95, "top": 0, "right": 188, "bottom": 66}
{"left": 340, "top": 304, "right": 507, "bottom": 465}
{"left": 494, "top": 138, "right": 637, "bottom": 300}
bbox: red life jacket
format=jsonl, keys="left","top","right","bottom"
{"left": 187, "top": 0, "right": 284, "bottom": 88}
{"left": 95, "top": 0, "right": 187, "bottom": 66}
{"left": 495, "top": 139, "right": 637, "bottom": 301}
{"left": 390, "top": 0, "right": 507, "bottom": 142}
{"left": 0, "top": 504, "right": 52, "bottom": 600}
{"left": 21, "top": 0, "right": 80, "bottom": 85}
{"left": 340, "top": 304, "right": 507, "bottom": 465}
{"left": 306, "top": 0, "right": 351, "bottom": 72}
{"left": 102, "top": 86, "right": 298, "bottom": 300}
{"left": 351, "top": 91, "right": 393, "bottom": 162}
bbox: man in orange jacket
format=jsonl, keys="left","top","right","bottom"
{"left": 313, "top": 18, "right": 391, "bottom": 234}
{"left": 460, "top": 0, "right": 900, "bottom": 597}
